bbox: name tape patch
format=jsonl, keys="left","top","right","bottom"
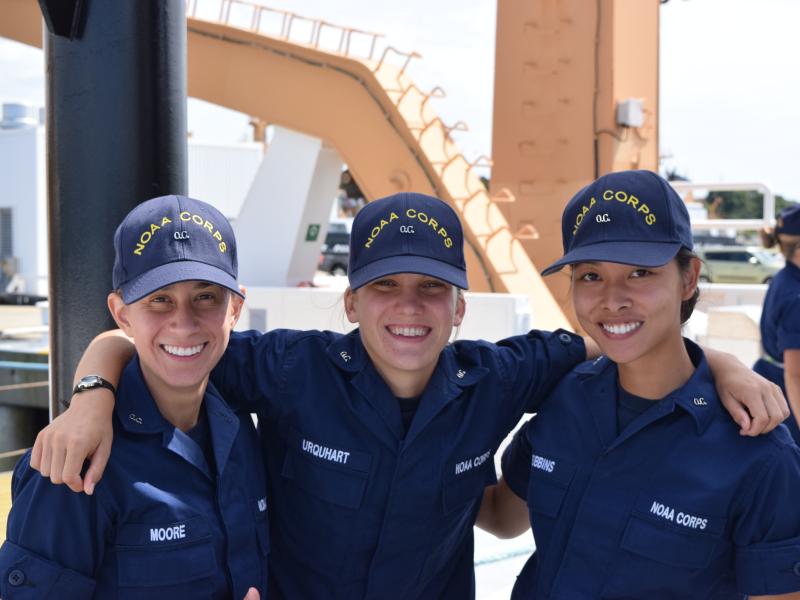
{"left": 301, "top": 438, "right": 351, "bottom": 465}
{"left": 532, "top": 454, "right": 555, "bottom": 473}
{"left": 649, "top": 500, "right": 708, "bottom": 530}
{"left": 149, "top": 523, "right": 186, "bottom": 542}
{"left": 454, "top": 449, "right": 492, "bottom": 476}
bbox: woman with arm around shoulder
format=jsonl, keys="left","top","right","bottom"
{"left": 754, "top": 207, "right": 800, "bottom": 445}
{"left": 479, "top": 170, "right": 800, "bottom": 599}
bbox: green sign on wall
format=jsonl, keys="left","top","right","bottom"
{"left": 305, "top": 223, "right": 321, "bottom": 242}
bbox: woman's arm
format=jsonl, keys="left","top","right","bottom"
{"left": 750, "top": 593, "right": 800, "bottom": 599}
{"left": 703, "top": 347, "right": 788, "bottom": 435}
{"left": 477, "top": 422, "right": 534, "bottom": 539}
{"left": 782, "top": 349, "right": 800, "bottom": 432}
{"left": 0, "top": 454, "right": 106, "bottom": 597}
{"left": 475, "top": 479, "right": 530, "bottom": 539}
{"left": 30, "top": 330, "right": 133, "bottom": 494}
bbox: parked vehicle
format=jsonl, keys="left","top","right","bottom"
{"left": 695, "top": 246, "right": 783, "bottom": 284}
{"left": 318, "top": 220, "right": 351, "bottom": 276}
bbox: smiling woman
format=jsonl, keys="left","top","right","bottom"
{"left": 344, "top": 274, "right": 464, "bottom": 398}
{"left": 0, "top": 196, "right": 267, "bottom": 600}
{"left": 478, "top": 170, "right": 800, "bottom": 599}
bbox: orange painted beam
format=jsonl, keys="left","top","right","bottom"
{"left": 492, "top": 0, "right": 660, "bottom": 327}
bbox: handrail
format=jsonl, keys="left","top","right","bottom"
{"left": 188, "top": 0, "right": 384, "bottom": 60}
{"left": 669, "top": 181, "right": 776, "bottom": 231}
{"left": 185, "top": 0, "right": 526, "bottom": 280}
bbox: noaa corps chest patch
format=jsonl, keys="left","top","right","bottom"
{"left": 453, "top": 449, "right": 492, "bottom": 476}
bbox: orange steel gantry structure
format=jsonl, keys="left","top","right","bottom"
{"left": 1, "top": 0, "right": 660, "bottom": 330}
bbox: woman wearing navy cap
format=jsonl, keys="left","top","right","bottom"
{"left": 478, "top": 170, "right": 800, "bottom": 599}
{"left": 27, "top": 191, "right": 784, "bottom": 599}
{"left": 754, "top": 205, "right": 800, "bottom": 445}
{"left": 0, "top": 196, "right": 266, "bottom": 599}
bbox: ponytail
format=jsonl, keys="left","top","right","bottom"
{"left": 760, "top": 227, "right": 778, "bottom": 249}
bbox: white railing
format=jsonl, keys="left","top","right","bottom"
{"left": 670, "top": 181, "right": 776, "bottom": 231}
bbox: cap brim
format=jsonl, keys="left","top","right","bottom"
{"left": 348, "top": 255, "right": 468, "bottom": 290}
{"left": 120, "top": 261, "right": 244, "bottom": 304}
{"left": 541, "top": 241, "right": 684, "bottom": 276}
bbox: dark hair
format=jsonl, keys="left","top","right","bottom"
{"left": 675, "top": 247, "right": 700, "bottom": 324}
{"left": 762, "top": 227, "right": 800, "bottom": 261}
{"left": 760, "top": 227, "right": 778, "bottom": 249}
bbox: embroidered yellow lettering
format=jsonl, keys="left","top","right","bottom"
{"left": 133, "top": 217, "right": 175, "bottom": 255}
{"left": 577, "top": 189, "right": 657, "bottom": 230}
{"left": 364, "top": 211, "right": 399, "bottom": 248}
{"left": 175, "top": 211, "right": 229, "bottom": 252}
{"left": 572, "top": 197, "right": 596, "bottom": 235}
{"left": 364, "top": 208, "right": 453, "bottom": 250}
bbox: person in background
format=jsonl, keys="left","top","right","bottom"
{"left": 754, "top": 204, "right": 800, "bottom": 444}
{"left": 0, "top": 196, "right": 266, "bottom": 600}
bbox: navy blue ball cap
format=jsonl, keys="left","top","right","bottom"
{"left": 542, "top": 170, "right": 693, "bottom": 276}
{"left": 348, "top": 192, "right": 468, "bottom": 290}
{"left": 776, "top": 204, "right": 800, "bottom": 236}
{"left": 112, "top": 195, "right": 243, "bottom": 304}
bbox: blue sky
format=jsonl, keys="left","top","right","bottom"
{"left": 2, "top": 0, "right": 798, "bottom": 199}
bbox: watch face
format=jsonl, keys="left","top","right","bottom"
{"left": 78, "top": 376, "right": 102, "bottom": 390}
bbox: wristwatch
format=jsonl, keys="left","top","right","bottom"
{"left": 72, "top": 375, "right": 116, "bottom": 397}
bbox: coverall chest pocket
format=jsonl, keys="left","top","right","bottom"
{"left": 277, "top": 427, "right": 372, "bottom": 580}
{"left": 601, "top": 496, "right": 727, "bottom": 597}
{"left": 442, "top": 449, "right": 497, "bottom": 514}
{"left": 618, "top": 504, "right": 725, "bottom": 569}
{"left": 280, "top": 428, "right": 372, "bottom": 509}
{"left": 114, "top": 516, "right": 216, "bottom": 599}
{"left": 416, "top": 451, "right": 498, "bottom": 588}
{"left": 527, "top": 454, "right": 576, "bottom": 518}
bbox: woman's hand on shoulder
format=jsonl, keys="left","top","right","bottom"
{"left": 705, "top": 347, "right": 789, "bottom": 435}
{"left": 30, "top": 389, "right": 115, "bottom": 495}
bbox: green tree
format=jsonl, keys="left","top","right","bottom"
{"left": 705, "top": 191, "right": 797, "bottom": 219}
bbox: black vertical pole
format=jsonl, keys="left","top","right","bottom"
{"left": 39, "top": 0, "right": 187, "bottom": 415}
